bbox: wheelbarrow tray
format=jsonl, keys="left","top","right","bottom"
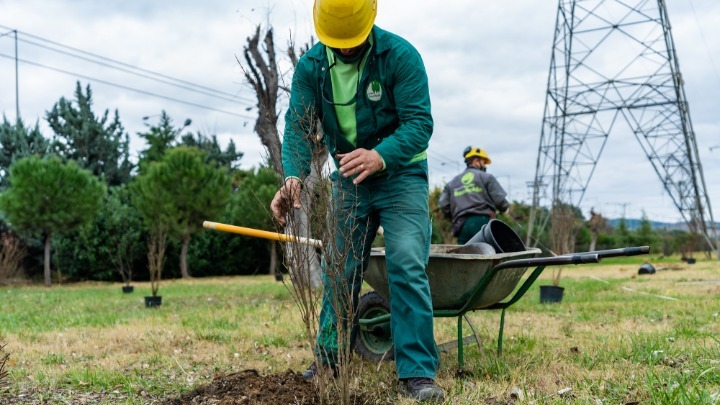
{"left": 364, "top": 245, "right": 543, "bottom": 311}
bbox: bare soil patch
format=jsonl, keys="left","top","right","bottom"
{"left": 162, "top": 369, "right": 318, "bottom": 405}
{"left": 162, "top": 369, "right": 384, "bottom": 405}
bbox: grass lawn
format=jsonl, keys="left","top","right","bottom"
{"left": 1, "top": 254, "right": 719, "bottom": 404}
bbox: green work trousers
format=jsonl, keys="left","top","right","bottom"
{"left": 457, "top": 214, "right": 492, "bottom": 245}
{"left": 316, "top": 162, "right": 438, "bottom": 379}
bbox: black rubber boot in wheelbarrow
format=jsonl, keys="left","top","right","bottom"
{"left": 398, "top": 378, "right": 445, "bottom": 402}
{"left": 301, "top": 362, "right": 338, "bottom": 381}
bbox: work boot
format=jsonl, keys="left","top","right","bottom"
{"left": 301, "top": 362, "right": 337, "bottom": 381}
{"left": 399, "top": 378, "right": 445, "bottom": 402}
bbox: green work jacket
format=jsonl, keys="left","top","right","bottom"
{"left": 282, "top": 25, "right": 433, "bottom": 179}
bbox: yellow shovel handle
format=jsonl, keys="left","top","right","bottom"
{"left": 203, "top": 221, "right": 323, "bottom": 248}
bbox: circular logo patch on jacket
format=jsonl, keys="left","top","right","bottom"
{"left": 366, "top": 80, "right": 383, "bottom": 102}
{"left": 461, "top": 172, "right": 475, "bottom": 185}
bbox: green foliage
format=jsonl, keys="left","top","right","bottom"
{"left": 0, "top": 156, "right": 105, "bottom": 238}
{"left": 137, "top": 111, "right": 180, "bottom": 165}
{"left": 179, "top": 133, "right": 243, "bottom": 170}
{"left": 138, "top": 111, "right": 243, "bottom": 171}
{"left": 633, "top": 212, "right": 660, "bottom": 249}
{"left": 103, "top": 185, "right": 144, "bottom": 282}
{"left": 46, "top": 82, "right": 132, "bottom": 186}
{"left": 575, "top": 224, "right": 592, "bottom": 250}
{"left": 186, "top": 220, "right": 269, "bottom": 276}
{"left": 149, "top": 147, "right": 232, "bottom": 238}
{"left": 187, "top": 167, "right": 279, "bottom": 276}
{"left": 131, "top": 147, "right": 232, "bottom": 278}
{"left": 228, "top": 167, "right": 278, "bottom": 230}
{"left": 54, "top": 185, "right": 145, "bottom": 282}
{"left": 503, "top": 201, "right": 551, "bottom": 249}
{"left": 0, "top": 117, "right": 50, "bottom": 189}
{"left": 429, "top": 186, "right": 452, "bottom": 244}
{"left": 0, "top": 156, "right": 105, "bottom": 284}
{"left": 614, "top": 217, "right": 632, "bottom": 247}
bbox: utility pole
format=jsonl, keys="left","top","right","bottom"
{"left": 14, "top": 29, "right": 19, "bottom": 119}
{"left": 0, "top": 28, "right": 19, "bottom": 119}
{"left": 611, "top": 203, "right": 631, "bottom": 219}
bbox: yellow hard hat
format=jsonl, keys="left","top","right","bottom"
{"left": 313, "top": 0, "right": 377, "bottom": 49}
{"left": 463, "top": 146, "right": 492, "bottom": 164}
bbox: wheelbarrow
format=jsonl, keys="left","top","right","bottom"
{"left": 355, "top": 242, "right": 650, "bottom": 368}
{"left": 203, "top": 219, "right": 649, "bottom": 367}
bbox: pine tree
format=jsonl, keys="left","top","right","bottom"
{"left": 0, "top": 156, "right": 105, "bottom": 286}
{"left": 0, "top": 117, "right": 49, "bottom": 189}
{"left": 132, "top": 147, "right": 231, "bottom": 278}
{"left": 46, "top": 82, "right": 132, "bottom": 186}
{"left": 634, "top": 211, "right": 659, "bottom": 249}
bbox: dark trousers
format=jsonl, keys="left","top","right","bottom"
{"left": 457, "top": 214, "right": 491, "bottom": 245}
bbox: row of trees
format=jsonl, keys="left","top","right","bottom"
{"left": 1, "top": 24, "right": 319, "bottom": 288}
{"left": 0, "top": 83, "right": 280, "bottom": 286}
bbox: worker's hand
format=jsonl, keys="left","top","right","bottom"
{"left": 270, "top": 178, "right": 302, "bottom": 227}
{"left": 337, "top": 149, "right": 383, "bottom": 185}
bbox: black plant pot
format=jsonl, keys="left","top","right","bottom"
{"left": 122, "top": 285, "right": 134, "bottom": 294}
{"left": 686, "top": 258, "right": 697, "bottom": 264}
{"left": 274, "top": 273, "right": 284, "bottom": 282}
{"left": 540, "top": 285, "right": 564, "bottom": 303}
{"left": 145, "top": 295, "right": 162, "bottom": 307}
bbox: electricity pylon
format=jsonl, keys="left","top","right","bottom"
{"left": 527, "top": 0, "right": 718, "bottom": 256}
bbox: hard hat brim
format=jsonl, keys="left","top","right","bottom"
{"left": 314, "top": 20, "right": 374, "bottom": 49}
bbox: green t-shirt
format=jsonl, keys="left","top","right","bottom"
{"left": 325, "top": 43, "right": 371, "bottom": 147}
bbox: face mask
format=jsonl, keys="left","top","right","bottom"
{"left": 331, "top": 41, "right": 370, "bottom": 64}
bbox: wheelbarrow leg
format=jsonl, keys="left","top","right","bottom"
{"left": 498, "top": 308, "right": 507, "bottom": 356}
{"left": 457, "top": 316, "right": 464, "bottom": 369}
{"left": 463, "top": 314, "right": 482, "bottom": 353}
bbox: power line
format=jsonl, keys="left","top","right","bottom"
{"left": 16, "top": 37, "right": 255, "bottom": 105}
{"left": 0, "top": 23, "right": 256, "bottom": 104}
{"left": 429, "top": 148, "right": 459, "bottom": 164}
{"left": 0, "top": 53, "right": 256, "bottom": 120}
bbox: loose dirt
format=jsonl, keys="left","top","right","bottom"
{"left": 162, "top": 369, "right": 386, "bottom": 405}
{"left": 162, "top": 369, "right": 319, "bottom": 405}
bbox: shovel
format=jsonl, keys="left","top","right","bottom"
{"left": 203, "top": 221, "right": 323, "bottom": 248}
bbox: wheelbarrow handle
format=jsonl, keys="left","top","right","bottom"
{"left": 563, "top": 246, "right": 650, "bottom": 259}
{"left": 491, "top": 253, "right": 600, "bottom": 271}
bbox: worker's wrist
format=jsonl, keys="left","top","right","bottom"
{"left": 283, "top": 176, "right": 303, "bottom": 187}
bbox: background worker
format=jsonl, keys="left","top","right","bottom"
{"left": 270, "top": 0, "right": 443, "bottom": 401}
{"left": 439, "top": 146, "right": 510, "bottom": 244}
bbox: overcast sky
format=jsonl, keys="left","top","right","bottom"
{"left": 1, "top": 0, "right": 718, "bottom": 224}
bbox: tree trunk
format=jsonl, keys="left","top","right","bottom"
{"left": 269, "top": 240, "right": 277, "bottom": 276}
{"left": 299, "top": 166, "right": 323, "bottom": 288}
{"left": 44, "top": 232, "right": 52, "bottom": 287}
{"left": 180, "top": 231, "right": 191, "bottom": 278}
{"left": 589, "top": 232, "right": 598, "bottom": 252}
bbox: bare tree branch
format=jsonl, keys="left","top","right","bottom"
{"left": 240, "top": 25, "right": 282, "bottom": 171}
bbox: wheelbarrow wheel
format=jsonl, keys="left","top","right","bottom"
{"left": 354, "top": 291, "right": 394, "bottom": 362}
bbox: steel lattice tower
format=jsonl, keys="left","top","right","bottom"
{"left": 527, "top": 0, "right": 718, "bottom": 255}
